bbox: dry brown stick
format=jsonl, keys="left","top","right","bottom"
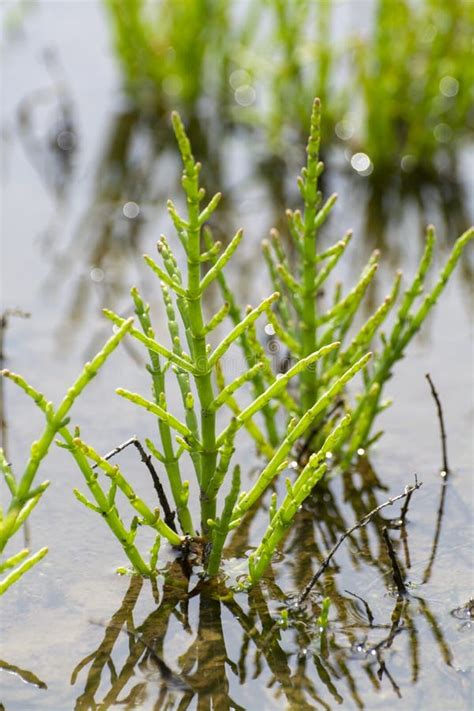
{"left": 421, "top": 478, "right": 448, "bottom": 585}
{"left": 132, "top": 439, "right": 178, "bottom": 533}
{"left": 382, "top": 527, "right": 408, "bottom": 597}
{"left": 297, "top": 476, "right": 422, "bottom": 605}
{"left": 399, "top": 485, "right": 414, "bottom": 524}
{"left": 425, "top": 373, "right": 449, "bottom": 474}
{"left": 95, "top": 436, "right": 177, "bottom": 533}
{"left": 344, "top": 589, "right": 375, "bottom": 626}
{"left": 422, "top": 373, "right": 451, "bottom": 583}
{"left": 95, "top": 436, "right": 137, "bottom": 465}
{"left": 400, "top": 520, "right": 411, "bottom": 570}
{"left": 376, "top": 659, "right": 402, "bottom": 699}
{"left": 398, "top": 485, "right": 414, "bottom": 569}
{"left": 370, "top": 597, "right": 406, "bottom": 698}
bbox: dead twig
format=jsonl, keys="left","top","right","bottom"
{"left": 399, "top": 485, "right": 414, "bottom": 524}
{"left": 398, "top": 485, "right": 414, "bottom": 569}
{"left": 344, "top": 589, "right": 375, "bottom": 627}
{"left": 422, "top": 373, "right": 452, "bottom": 583}
{"left": 421, "top": 478, "right": 448, "bottom": 585}
{"left": 297, "top": 476, "right": 422, "bottom": 605}
{"left": 382, "top": 527, "right": 408, "bottom": 598}
{"left": 425, "top": 373, "right": 449, "bottom": 475}
{"left": 96, "top": 436, "right": 177, "bottom": 533}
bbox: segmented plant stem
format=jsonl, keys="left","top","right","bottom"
{"left": 300, "top": 98, "right": 322, "bottom": 411}
{"left": 131, "top": 288, "right": 195, "bottom": 535}
{"left": 172, "top": 113, "right": 218, "bottom": 533}
{"left": 0, "top": 318, "right": 133, "bottom": 554}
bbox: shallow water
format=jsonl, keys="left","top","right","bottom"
{"left": 1, "top": 3, "right": 473, "bottom": 710}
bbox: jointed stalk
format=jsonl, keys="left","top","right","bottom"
{"left": 5, "top": 100, "right": 470, "bottom": 587}
{"left": 171, "top": 112, "right": 219, "bottom": 533}
{"left": 232, "top": 352, "right": 371, "bottom": 524}
{"left": 63, "top": 430, "right": 154, "bottom": 576}
{"left": 0, "top": 318, "right": 133, "bottom": 554}
{"left": 300, "top": 99, "right": 324, "bottom": 410}
{"left": 346, "top": 225, "right": 474, "bottom": 456}
{"left": 131, "top": 287, "right": 195, "bottom": 534}
{"left": 204, "top": 228, "right": 280, "bottom": 446}
{"left": 0, "top": 547, "right": 48, "bottom": 595}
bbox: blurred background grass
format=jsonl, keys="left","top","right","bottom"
{"left": 104, "top": 0, "right": 473, "bottom": 178}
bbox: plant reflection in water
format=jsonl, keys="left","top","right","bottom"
{"left": 72, "top": 456, "right": 455, "bottom": 711}
{"left": 16, "top": 70, "right": 472, "bottom": 352}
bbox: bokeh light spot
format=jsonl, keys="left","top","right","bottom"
{"left": 439, "top": 75, "right": 459, "bottom": 97}
{"left": 57, "top": 131, "right": 76, "bottom": 151}
{"left": 234, "top": 85, "right": 256, "bottom": 106}
{"left": 401, "top": 154, "right": 417, "bottom": 173}
{"left": 90, "top": 267, "right": 104, "bottom": 283}
{"left": 335, "top": 119, "right": 354, "bottom": 140}
{"left": 433, "top": 123, "right": 452, "bottom": 143}
{"left": 123, "top": 201, "right": 140, "bottom": 219}
{"left": 350, "top": 152, "right": 373, "bottom": 176}
{"left": 229, "top": 69, "right": 250, "bottom": 89}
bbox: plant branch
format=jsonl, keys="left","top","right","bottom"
{"left": 297, "top": 476, "right": 422, "bottom": 604}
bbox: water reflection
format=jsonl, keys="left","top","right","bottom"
{"left": 0, "top": 309, "right": 30, "bottom": 454}
{"left": 359, "top": 160, "right": 471, "bottom": 255}
{"left": 34, "top": 104, "right": 235, "bottom": 350}
{"left": 17, "top": 48, "right": 77, "bottom": 201}
{"left": 0, "top": 659, "right": 47, "bottom": 691}
{"left": 70, "top": 456, "right": 461, "bottom": 711}
{"left": 25, "top": 96, "right": 471, "bottom": 351}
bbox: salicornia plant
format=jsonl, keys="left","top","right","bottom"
{"left": 217, "top": 98, "right": 473, "bottom": 463}
{"left": 90, "top": 111, "right": 368, "bottom": 581}
{"left": 0, "top": 320, "right": 132, "bottom": 593}
{"left": 2, "top": 101, "right": 471, "bottom": 586}
{"left": 104, "top": 0, "right": 473, "bottom": 175}
{"left": 1, "top": 320, "right": 186, "bottom": 580}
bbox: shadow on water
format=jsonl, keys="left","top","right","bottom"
{"left": 65, "top": 453, "right": 467, "bottom": 711}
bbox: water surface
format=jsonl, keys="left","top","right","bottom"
{"left": 1, "top": 3, "right": 473, "bottom": 710}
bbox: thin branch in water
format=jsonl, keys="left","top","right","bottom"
{"left": 297, "top": 476, "right": 422, "bottom": 605}
{"left": 422, "top": 373, "right": 452, "bottom": 583}
{"left": 94, "top": 436, "right": 177, "bottom": 533}
{"left": 382, "top": 527, "right": 407, "bottom": 598}
{"left": 371, "top": 597, "right": 406, "bottom": 696}
{"left": 377, "top": 659, "right": 402, "bottom": 698}
{"left": 399, "top": 485, "right": 414, "bottom": 524}
{"left": 397, "top": 484, "right": 415, "bottom": 569}
{"left": 132, "top": 439, "right": 177, "bottom": 533}
{"left": 425, "top": 373, "right": 449, "bottom": 475}
{"left": 421, "top": 478, "right": 448, "bottom": 585}
{"left": 344, "top": 589, "right": 375, "bottom": 627}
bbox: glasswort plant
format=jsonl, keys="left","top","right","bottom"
{"left": 217, "top": 99, "right": 473, "bottom": 463}
{"left": 95, "top": 111, "right": 367, "bottom": 581}
{"left": 2, "top": 101, "right": 471, "bottom": 587}
{"left": 0, "top": 320, "right": 133, "bottom": 593}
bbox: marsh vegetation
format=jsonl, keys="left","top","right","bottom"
{"left": 1, "top": 2, "right": 473, "bottom": 710}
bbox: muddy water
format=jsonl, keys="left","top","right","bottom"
{"left": 1, "top": 3, "right": 473, "bottom": 710}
